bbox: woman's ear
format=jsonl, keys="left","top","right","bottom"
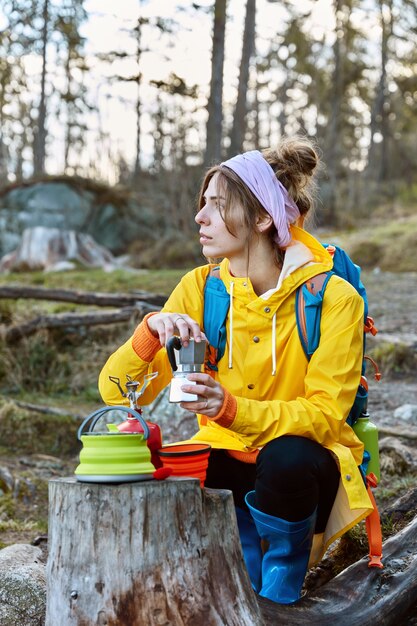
{"left": 256, "top": 213, "right": 274, "bottom": 234}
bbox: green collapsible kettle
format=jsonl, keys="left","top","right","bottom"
{"left": 75, "top": 405, "right": 157, "bottom": 483}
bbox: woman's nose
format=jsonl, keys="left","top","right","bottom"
{"left": 195, "top": 207, "right": 207, "bottom": 224}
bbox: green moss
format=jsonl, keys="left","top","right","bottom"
{"left": 128, "top": 236, "right": 204, "bottom": 270}
{"left": 370, "top": 342, "right": 417, "bottom": 377}
{"left": 0, "top": 494, "right": 16, "bottom": 518}
{"left": 0, "top": 267, "right": 185, "bottom": 295}
{"left": 0, "top": 323, "right": 130, "bottom": 400}
{"left": 0, "top": 519, "right": 38, "bottom": 533}
{"left": 349, "top": 240, "right": 383, "bottom": 269}
{"left": 379, "top": 229, "right": 417, "bottom": 272}
{"left": 0, "top": 300, "right": 15, "bottom": 324}
{"left": 0, "top": 333, "right": 74, "bottom": 394}
{"left": 317, "top": 215, "right": 417, "bottom": 272}
{"left": 0, "top": 399, "right": 80, "bottom": 456}
{"left": 377, "top": 473, "right": 417, "bottom": 505}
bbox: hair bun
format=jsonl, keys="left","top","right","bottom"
{"left": 280, "top": 138, "right": 318, "bottom": 176}
{"left": 263, "top": 137, "right": 319, "bottom": 217}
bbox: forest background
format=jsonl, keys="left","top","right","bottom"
{"left": 1, "top": 0, "right": 417, "bottom": 253}
{"left": 0, "top": 0, "right": 417, "bottom": 576}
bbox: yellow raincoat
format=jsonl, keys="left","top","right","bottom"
{"left": 99, "top": 226, "right": 373, "bottom": 560}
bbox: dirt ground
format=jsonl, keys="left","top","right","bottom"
{"left": 1, "top": 270, "right": 416, "bottom": 541}
{"left": 365, "top": 270, "right": 417, "bottom": 424}
{"left": 0, "top": 269, "right": 417, "bottom": 622}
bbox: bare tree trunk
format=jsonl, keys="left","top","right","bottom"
{"left": 152, "top": 92, "right": 165, "bottom": 171}
{"left": 132, "top": 14, "right": 143, "bottom": 180}
{"left": 367, "top": 0, "right": 392, "bottom": 184}
{"left": 228, "top": 0, "right": 256, "bottom": 156}
{"left": 33, "top": 0, "right": 48, "bottom": 176}
{"left": 46, "top": 478, "right": 417, "bottom": 625}
{"left": 204, "top": 0, "right": 227, "bottom": 166}
{"left": 0, "top": 73, "right": 8, "bottom": 180}
{"left": 64, "top": 50, "right": 71, "bottom": 171}
{"left": 252, "top": 77, "right": 260, "bottom": 148}
{"left": 324, "top": 0, "right": 343, "bottom": 226}
{"left": 378, "top": 0, "right": 393, "bottom": 183}
{"left": 278, "top": 73, "right": 289, "bottom": 137}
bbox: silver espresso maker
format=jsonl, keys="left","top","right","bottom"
{"left": 166, "top": 336, "right": 207, "bottom": 402}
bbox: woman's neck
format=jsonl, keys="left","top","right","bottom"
{"left": 228, "top": 240, "right": 282, "bottom": 296}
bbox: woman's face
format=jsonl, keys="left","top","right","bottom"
{"left": 195, "top": 172, "right": 248, "bottom": 261}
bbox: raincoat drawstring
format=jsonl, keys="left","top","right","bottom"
{"left": 228, "top": 281, "right": 234, "bottom": 369}
{"left": 272, "top": 313, "right": 277, "bottom": 376}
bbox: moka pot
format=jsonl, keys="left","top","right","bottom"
{"left": 166, "top": 336, "right": 207, "bottom": 403}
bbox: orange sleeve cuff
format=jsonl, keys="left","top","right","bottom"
{"left": 131, "top": 312, "right": 161, "bottom": 361}
{"left": 209, "top": 388, "right": 237, "bottom": 428}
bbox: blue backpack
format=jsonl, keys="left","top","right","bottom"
{"left": 294, "top": 244, "right": 380, "bottom": 428}
{"left": 203, "top": 243, "right": 383, "bottom": 568}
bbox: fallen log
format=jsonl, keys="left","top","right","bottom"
{"left": 3, "top": 305, "right": 157, "bottom": 343}
{"left": 259, "top": 509, "right": 417, "bottom": 625}
{"left": 14, "top": 400, "right": 83, "bottom": 421}
{"left": 306, "top": 484, "right": 417, "bottom": 594}
{"left": 0, "top": 284, "right": 166, "bottom": 307}
{"left": 380, "top": 436, "right": 417, "bottom": 473}
{"left": 380, "top": 485, "right": 417, "bottom": 526}
{"left": 379, "top": 426, "right": 417, "bottom": 440}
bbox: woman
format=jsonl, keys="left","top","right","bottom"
{"left": 99, "top": 138, "right": 373, "bottom": 605}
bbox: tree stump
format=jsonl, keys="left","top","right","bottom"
{"left": 46, "top": 477, "right": 263, "bottom": 626}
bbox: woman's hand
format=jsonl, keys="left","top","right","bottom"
{"left": 147, "top": 312, "right": 205, "bottom": 347}
{"left": 180, "top": 372, "right": 225, "bottom": 419}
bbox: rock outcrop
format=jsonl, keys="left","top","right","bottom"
{"left": 0, "top": 177, "right": 156, "bottom": 258}
{"left": 0, "top": 227, "right": 115, "bottom": 272}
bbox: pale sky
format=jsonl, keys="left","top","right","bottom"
{"left": 76, "top": 0, "right": 339, "bottom": 177}
{"left": 5, "top": 0, "right": 376, "bottom": 179}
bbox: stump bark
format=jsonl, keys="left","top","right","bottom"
{"left": 46, "top": 477, "right": 262, "bottom": 626}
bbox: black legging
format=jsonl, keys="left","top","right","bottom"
{"left": 204, "top": 435, "right": 340, "bottom": 533}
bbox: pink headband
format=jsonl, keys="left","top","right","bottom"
{"left": 221, "top": 150, "right": 300, "bottom": 248}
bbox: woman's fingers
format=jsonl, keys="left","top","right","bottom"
{"left": 147, "top": 313, "right": 205, "bottom": 346}
{"left": 149, "top": 315, "right": 175, "bottom": 346}
{"left": 180, "top": 374, "right": 224, "bottom": 418}
{"left": 185, "top": 373, "right": 215, "bottom": 386}
{"left": 172, "top": 315, "right": 202, "bottom": 346}
{"left": 180, "top": 382, "right": 208, "bottom": 397}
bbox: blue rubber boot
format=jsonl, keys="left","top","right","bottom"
{"left": 245, "top": 491, "right": 316, "bottom": 604}
{"left": 235, "top": 506, "right": 263, "bottom": 592}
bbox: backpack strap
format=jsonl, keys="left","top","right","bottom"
{"left": 203, "top": 266, "right": 230, "bottom": 371}
{"left": 365, "top": 474, "right": 383, "bottom": 568}
{"left": 295, "top": 272, "right": 333, "bottom": 358}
